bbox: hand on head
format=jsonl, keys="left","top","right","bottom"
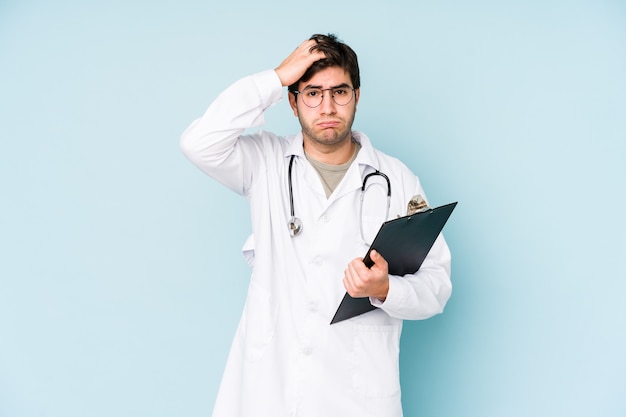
{"left": 275, "top": 38, "right": 326, "bottom": 87}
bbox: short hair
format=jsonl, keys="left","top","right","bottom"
{"left": 288, "top": 33, "right": 360, "bottom": 93}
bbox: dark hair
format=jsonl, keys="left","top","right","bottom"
{"left": 288, "top": 33, "right": 360, "bottom": 93}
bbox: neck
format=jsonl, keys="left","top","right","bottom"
{"left": 303, "top": 136, "right": 356, "bottom": 165}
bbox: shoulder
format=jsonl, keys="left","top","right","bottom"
{"left": 354, "top": 131, "right": 417, "bottom": 177}
{"left": 239, "top": 130, "right": 296, "bottom": 159}
{"left": 374, "top": 148, "right": 413, "bottom": 173}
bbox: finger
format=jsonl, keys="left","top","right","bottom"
{"left": 370, "top": 250, "right": 388, "bottom": 270}
{"left": 275, "top": 41, "right": 325, "bottom": 87}
{"left": 348, "top": 258, "right": 366, "bottom": 279}
{"left": 346, "top": 260, "right": 361, "bottom": 283}
{"left": 343, "top": 268, "right": 356, "bottom": 294}
{"left": 293, "top": 39, "right": 324, "bottom": 60}
{"left": 307, "top": 41, "right": 325, "bottom": 57}
{"left": 347, "top": 260, "right": 366, "bottom": 285}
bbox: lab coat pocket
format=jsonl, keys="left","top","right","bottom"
{"left": 241, "top": 280, "right": 277, "bottom": 362}
{"left": 353, "top": 324, "right": 401, "bottom": 398}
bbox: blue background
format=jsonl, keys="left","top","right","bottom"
{"left": 1, "top": 1, "right": 625, "bottom": 416}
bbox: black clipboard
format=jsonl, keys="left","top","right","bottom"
{"left": 330, "top": 202, "right": 457, "bottom": 324}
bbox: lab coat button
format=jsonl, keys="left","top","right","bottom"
{"left": 302, "top": 347, "right": 312, "bottom": 355}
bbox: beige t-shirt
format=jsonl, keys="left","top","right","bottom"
{"left": 305, "top": 142, "right": 361, "bottom": 198}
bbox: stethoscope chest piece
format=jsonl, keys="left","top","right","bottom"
{"left": 288, "top": 216, "right": 303, "bottom": 236}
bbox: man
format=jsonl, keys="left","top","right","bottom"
{"left": 180, "top": 34, "right": 452, "bottom": 417}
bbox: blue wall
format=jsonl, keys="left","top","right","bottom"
{"left": 1, "top": 1, "right": 624, "bottom": 416}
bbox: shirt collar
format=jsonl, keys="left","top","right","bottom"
{"left": 285, "top": 132, "right": 306, "bottom": 158}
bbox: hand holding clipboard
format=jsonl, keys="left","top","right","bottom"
{"left": 330, "top": 201, "right": 457, "bottom": 324}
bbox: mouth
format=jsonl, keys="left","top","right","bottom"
{"left": 317, "top": 120, "right": 341, "bottom": 129}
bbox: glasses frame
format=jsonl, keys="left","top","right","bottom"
{"left": 292, "top": 86, "right": 356, "bottom": 108}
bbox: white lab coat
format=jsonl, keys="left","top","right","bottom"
{"left": 180, "top": 69, "right": 452, "bottom": 417}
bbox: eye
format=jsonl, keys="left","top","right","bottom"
{"left": 305, "top": 89, "right": 321, "bottom": 97}
{"left": 333, "top": 88, "right": 348, "bottom": 96}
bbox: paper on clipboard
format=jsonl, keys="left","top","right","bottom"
{"left": 330, "top": 202, "right": 457, "bottom": 324}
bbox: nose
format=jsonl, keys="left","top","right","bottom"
{"left": 319, "top": 90, "right": 337, "bottom": 114}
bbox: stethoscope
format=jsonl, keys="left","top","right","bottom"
{"left": 287, "top": 155, "right": 391, "bottom": 244}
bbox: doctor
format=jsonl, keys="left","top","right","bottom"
{"left": 180, "top": 34, "right": 452, "bottom": 417}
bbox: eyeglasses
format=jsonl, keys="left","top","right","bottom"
{"left": 292, "top": 86, "right": 355, "bottom": 108}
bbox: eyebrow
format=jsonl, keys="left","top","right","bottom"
{"left": 303, "top": 82, "right": 352, "bottom": 90}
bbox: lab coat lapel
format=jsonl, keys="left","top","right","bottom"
{"left": 325, "top": 162, "right": 362, "bottom": 207}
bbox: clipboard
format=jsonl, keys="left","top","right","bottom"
{"left": 330, "top": 202, "right": 457, "bottom": 324}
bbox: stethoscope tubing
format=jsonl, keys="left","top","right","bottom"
{"left": 288, "top": 155, "right": 297, "bottom": 218}
{"left": 287, "top": 154, "right": 391, "bottom": 243}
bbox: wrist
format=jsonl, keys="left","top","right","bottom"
{"left": 376, "top": 279, "right": 389, "bottom": 301}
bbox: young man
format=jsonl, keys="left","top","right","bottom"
{"left": 180, "top": 34, "right": 452, "bottom": 417}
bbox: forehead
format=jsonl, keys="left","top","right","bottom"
{"left": 300, "top": 66, "right": 352, "bottom": 89}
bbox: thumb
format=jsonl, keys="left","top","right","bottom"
{"left": 370, "top": 250, "right": 388, "bottom": 267}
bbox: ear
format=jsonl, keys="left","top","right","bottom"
{"left": 288, "top": 91, "right": 299, "bottom": 117}
{"left": 354, "top": 88, "right": 361, "bottom": 107}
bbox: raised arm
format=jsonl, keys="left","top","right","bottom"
{"left": 179, "top": 38, "right": 326, "bottom": 194}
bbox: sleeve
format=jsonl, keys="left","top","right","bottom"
{"left": 179, "top": 69, "right": 284, "bottom": 195}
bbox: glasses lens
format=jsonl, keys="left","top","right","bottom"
{"left": 331, "top": 87, "right": 353, "bottom": 106}
{"left": 302, "top": 89, "right": 323, "bottom": 107}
